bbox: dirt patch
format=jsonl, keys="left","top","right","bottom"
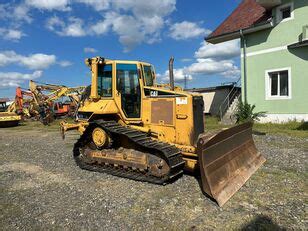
{"left": 0, "top": 162, "right": 69, "bottom": 191}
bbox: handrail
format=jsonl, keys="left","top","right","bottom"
{"left": 219, "top": 78, "right": 241, "bottom": 120}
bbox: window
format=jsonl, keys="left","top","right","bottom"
{"left": 116, "top": 64, "right": 141, "bottom": 118}
{"left": 266, "top": 68, "right": 291, "bottom": 100}
{"left": 0, "top": 102, "right": 6, "bottom": 112}
{"left": 281, "top": 7, "right": 291, "bottom": 19}
{"left": 143, "top": 65, "right": 154, "bottom": 86}
{"left": 276, "top": 2, "right": 294, "bottom": 23}
{"left": 98, "top": 64, "right": 112, "bottom": 97}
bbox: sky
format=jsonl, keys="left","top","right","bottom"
{"left": 0, "top": 0, "right": 242, "bottom": 98}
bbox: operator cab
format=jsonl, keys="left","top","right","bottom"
{"left": 86, "top": 57, "right": 156, "bottom": 119}
{"left": 0, "top": 99, "right": 9, "bottom": 112}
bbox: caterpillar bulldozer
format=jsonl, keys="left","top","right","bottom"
{"left": 60, "top": 56, "right": 266, "bottom": 206}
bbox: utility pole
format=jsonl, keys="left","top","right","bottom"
{"left": 184, "top": 75, "right": 187, "bottom": 90}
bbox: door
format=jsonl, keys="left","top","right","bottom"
{"left": 116, "top": 63, "right": 141, "bottom": 118}
{"left": 97, "top": 64, "right": 113, "bottom": 97}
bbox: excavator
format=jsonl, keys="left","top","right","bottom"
{"left": 29, "top": 80, "right": 85, "bottom": 120}
{"left": 5, "top": 82, "right": 85, "bottom": 125}
{"left": 7, "top": 87, "right": 36, "bottom": 118}
{"left": 60, "top": 56, "right": 266, "bottom": 206}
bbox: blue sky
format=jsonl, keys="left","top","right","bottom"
{"left": 0, "top": 0, "right": 242, "bottom": 98}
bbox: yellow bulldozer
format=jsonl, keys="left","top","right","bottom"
{"left": 61, "top": 56, "right": 266, "bottom": 206}
{"left": 0, "top": 98, "right": 21, "bottom": 127}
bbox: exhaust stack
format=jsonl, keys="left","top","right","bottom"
{"left": 169, "top": 57, "right": 175, "bottom": 91}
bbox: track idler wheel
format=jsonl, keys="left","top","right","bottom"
{"left": 92, "top": 127, "right": 111, "bottom": 149}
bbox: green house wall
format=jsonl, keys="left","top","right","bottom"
{"left": 241, "top": 0, "right": 308, "bottom": 119}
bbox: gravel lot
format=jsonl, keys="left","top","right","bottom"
{"left": 1, "top": 123, "right": 307, "bottom": 230}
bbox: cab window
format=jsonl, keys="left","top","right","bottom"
{"left": 143, "top": 65, "right": 154, "bottom": 86}
{"left": 98, "top": 64, "right": 112, "bottom": 97}
{"left": 116, "top": 63, "right": 141, "bottom": 118}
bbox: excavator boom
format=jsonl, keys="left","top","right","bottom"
{"left": 28, "top": 80, "right": 85, "bottom": 120}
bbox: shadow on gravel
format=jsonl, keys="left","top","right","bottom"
{"left": 241, "top": 215, "right": 286, "bottom": 231}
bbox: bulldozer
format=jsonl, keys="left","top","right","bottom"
{"left": 0, "top": 98, "right": 21, "bottom": 127}
{"left": 60, "top": 56, "right": 266, "bottom": 206}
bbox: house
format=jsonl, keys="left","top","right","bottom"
{"left": 206, "top": 0, "right": 308, "bottom": 123}
{"left": 187, "top": 83, "right": 241, "bottom": 117}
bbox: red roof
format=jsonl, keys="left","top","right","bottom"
{"left": 207, "top": 0, "right": 271, "bottom": 41}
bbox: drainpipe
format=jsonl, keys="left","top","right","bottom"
{"left": 240, "top": 29, "right": 248, "bottom": 104}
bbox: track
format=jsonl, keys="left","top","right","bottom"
{"left": 73, "top": 120, "right": 185, "bottom": 184}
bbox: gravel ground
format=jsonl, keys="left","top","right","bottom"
{"left": 0, "top": 124, "right": 307, "bottom": 230}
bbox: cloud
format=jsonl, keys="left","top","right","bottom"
{"left": 159, "top": 40, "right": 241, "bottom": 81}
{"left": 0, "top": 50, "right": 70, "bottom": 70}
{"left": 169, "top": 21, "right": 210, "bottom": 40}
{"left": 4, "top": 0, "right": 175, "bottom": 50}
{"left": 90, "top": 19, "right": 111, "bottom": 36}
{"left": 44, "top": 0, "right": 176, "bottom": 51}
{"left": 104, "top": 12, "right": 145, "bottom": 52}
{"left": 88, "top": 5, "right": 168, "bottom": 51}
{"left": 158, "top": 68, "right": 193, "bottom": 83}
{"left": 58, "top": 60, "right": 73, "bottom": 67}
{"left": 46, "top": 16, "right": 86, "bottom": 37}
{"left": 195, "top": 40, "right": 240, "bottom": 60}
{"left": 187, "top": 58, "right": 240, "bottom": 78}
{"left": 158, "top": 58, "right": 240, "bottom": 83}
{"left": 0, "top": 3, "right": 32, "bottom": 24}
{"left": 93, "top": 11, "right": 166, "bottom": 52}
{"left": 111, "top": 0, "right": 176, "bottom": 18}
{"left": 0, "top": 28, "right": 25, "bottom": 41}
{"left": 180, "top": 58, "right": 193, "bottom": 62}
{"left": 19, "top": 53, "right": 56, "bottom": 70}
{"left": 25, "top": 0, "right": 70, "bottom": 11}
{"left": 0, "top": 3, "right": 31, "bottom": 41}
{"left": 110, "top": 0, "right": 176, "bottom": 50}
{"left": 76, "top": 0, "right": 110, "bottom": 11}
{"left": 0, "top": 70, "right": 42, "bottom": 87}
{"left": 84, "top": 47, "right": 98, "bottom": 53}
{"left": 14, "top": 5, "right": 32, "bottom": 23}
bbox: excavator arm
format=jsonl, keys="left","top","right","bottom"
{"left": 29, "top": 80, "right": 85, "bottom": 103}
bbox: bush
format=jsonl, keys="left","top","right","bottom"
{"left": 235, "top": 101, "right": 266, "bottom": 124}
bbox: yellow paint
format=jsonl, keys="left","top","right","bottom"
{"left": 92, "top": 127, "right": 108, "bottom": 147}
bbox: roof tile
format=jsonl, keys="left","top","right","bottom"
{"left": 207, "top": 0, "right": 270, "bottom": 39}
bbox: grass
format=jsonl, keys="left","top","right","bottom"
{"left": 6, "top": 117, "right": 76, "bottom": 132}
{"left": 204, "top": 116, "right": 231, "bottom": 130}
{"left": 4, "top": 116, "right": 308, "bottom": 138}
{"left": 204, "top": 116, "right": 308, "bottom": 138}
{"left": 253, "top": 121, "right": 308, "bottom": 138}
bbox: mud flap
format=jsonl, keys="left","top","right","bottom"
{"left": 197, "top": 122, "right": 266, "bottom": 207}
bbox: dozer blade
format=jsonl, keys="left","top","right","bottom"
{"left": 197, "top": 122, "right": 265, "bottom": 207}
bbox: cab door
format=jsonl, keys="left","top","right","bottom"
{"left": 116, "top": 63, "right": 141, "bottom": 119}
